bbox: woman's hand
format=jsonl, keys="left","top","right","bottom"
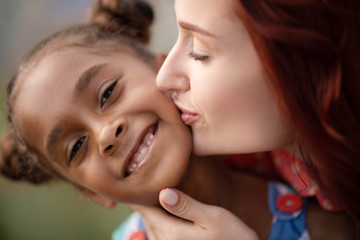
{"left": 133, "top": 188, "right": 259, "bottom": 240}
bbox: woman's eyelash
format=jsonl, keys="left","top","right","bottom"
{"left": 69, "top": 136, "right": 86, "bottom": 163}
{"left": 101, "top": 81, "right": 118, "bottom": 107}
{"left": 187, "top": 51, "right": 209, "bottom": 62}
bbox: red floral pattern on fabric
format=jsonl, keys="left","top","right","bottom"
{"left": 270, "top": 149, "right": 343, "bottom": 211}
{"left": 224, "top": 152, "right": 281, "bottom": 180}
{"left": 225, "top": 150, "right": 343, "bottom": 211}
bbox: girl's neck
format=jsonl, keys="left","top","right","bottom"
{"left": 176, "top": 155, "right": 272, "bottom": 237}
{"left": 176, "top": 155, "right": 233, "bottom": 207}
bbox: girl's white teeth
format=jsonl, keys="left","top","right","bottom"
{"left": 135, "top": 147, "right": 148, "bottom": 162}
{"left": 127, "top": 128, "right": 156, "bottom": 175}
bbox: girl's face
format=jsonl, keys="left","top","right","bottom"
{"left": 157, "top": 0, "right": 294, "bottom": 155}
{"left": 14, "top": 47, "right": 192, "bottom": 205}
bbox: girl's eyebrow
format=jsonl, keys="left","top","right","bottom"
{"left": 178, "top": 21, "right": 218, "bottom": 38}
{"left": 46, "top": 118, "right": 68, "bottom": 156}
{"left": 73, "top": 63, "right": 109, "bottom": 100}
{"left": 46, "top": 64, "right": 110, "bottom": 158}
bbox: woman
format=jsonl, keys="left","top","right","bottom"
{"left": 136, "top": 0, "right": 360, "bottom": 238}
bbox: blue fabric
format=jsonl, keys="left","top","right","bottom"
{"left": 268, "top": 181, "right": 310, "bottom": 240}
{"left": 112, "top": 212, "right": 147, "bottom": 240}
{"left": 113, "top": 182, "right": 310, "bottom": 240}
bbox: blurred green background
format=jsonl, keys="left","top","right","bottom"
{"left": 0, "top": 0, "right": 176, "bottom": 239}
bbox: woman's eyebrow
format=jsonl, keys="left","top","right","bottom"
{"left": 178, "top": 21, "right": 217, "bottom": 38}
{"left": 73, "top": 63, "right": 109, "bottom": 100}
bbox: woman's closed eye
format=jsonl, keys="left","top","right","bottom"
{"left": 69, "top": 136, "right": 86, "bottom": 163}
{"left": 188, "top": 51, "right": 209, "bottom": 62}
{"left": 101, "top": 80, "right": 118, "bottom": 107}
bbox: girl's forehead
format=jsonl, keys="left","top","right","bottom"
{"left": 14, "top": 46, "right": 140, "bottom": 116}
{"left": 12, "top": 50, "right": 92, "bottom": 151}
{"left": 23, "top": 47, "right": 131, "bottom": 87}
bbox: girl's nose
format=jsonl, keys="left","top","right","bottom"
{"left": 98, "top": 119, "right": 126, "bottom": 157}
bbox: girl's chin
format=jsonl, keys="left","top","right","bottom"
{"left": 128, "top": 193, "right": 161, "bottom": 206}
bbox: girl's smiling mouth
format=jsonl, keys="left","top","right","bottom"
{"left": 124, "top": 122, "right": 158, "bottom": 177}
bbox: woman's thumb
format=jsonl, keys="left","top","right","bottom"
{"left": 159, "top": 188, "right": 204, "bottom": 223}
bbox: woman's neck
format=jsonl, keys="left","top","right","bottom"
{"left": 281, "top": 141, "right": 304, "bottom": 160}
{"left": 176, "top": 155, "right": 272, "bottom": 237}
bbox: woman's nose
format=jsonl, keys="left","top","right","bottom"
{"left": 98, "top": 119, "right": 126, "bottom": 157}
{"left": 156, "top": 44, "right": 190, "bottom": 92}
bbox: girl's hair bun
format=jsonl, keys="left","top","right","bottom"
{"left": 0, "top": 131, "right": 53, "bottom": 184}
{"left": 89, "top": 0, "right": 154, "bottom": 44}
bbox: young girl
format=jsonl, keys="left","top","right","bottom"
{"left": 135, "top": 0, "right": 360, "bottom": 238}
{"left": 0, "top": 0, "right": 355, "bottom": 239}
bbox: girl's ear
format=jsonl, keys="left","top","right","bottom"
{"left": 155, "top": 53, "right": 167, "bottom": 71}
{"left": 76, "top": 186, "right": 117, "bottom": 209}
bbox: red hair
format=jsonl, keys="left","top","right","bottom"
{"left": 237, "top": 0, "right": 360, "bottom": 220}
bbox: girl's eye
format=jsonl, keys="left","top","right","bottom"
{"left": 101, "top": 81, "right": 118, "bottom": 107}
{"left": 187, "top": 51, "right": 209, "bottom": 62}
{"left": 69, "top": 136, "right": 86, "bottom": 162}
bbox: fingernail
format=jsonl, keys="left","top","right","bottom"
{"left": 162, "top": 188, "right": 178, "bottom": 205}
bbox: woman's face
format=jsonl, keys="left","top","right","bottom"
{"left": 157, "top": 0, "right": 294, "bottom": 155}
{"left": 14, "top": 47, "right": 192, "bottom": 205}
